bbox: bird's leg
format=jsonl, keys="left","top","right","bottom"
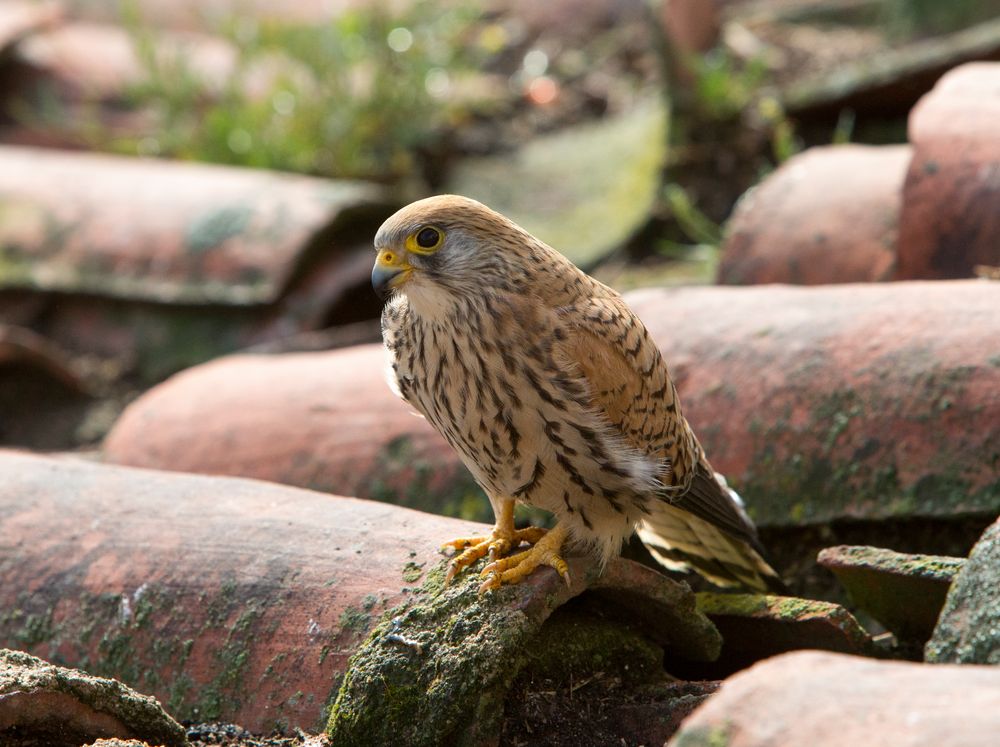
{"left": 441, "top": 498, "right": 547, "bottom": 583}
{"left": 478, "top": 522, "right": 570, "bottom": 594}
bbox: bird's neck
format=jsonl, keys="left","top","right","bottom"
{"left": 402, "top": 280, "right": 463, "bottom": 324}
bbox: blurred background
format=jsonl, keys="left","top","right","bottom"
{"left": 1, "top": 0, "right": 999, "bottom": 449}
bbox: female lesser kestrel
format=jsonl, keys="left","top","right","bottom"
{"left": 372, "top": 195, "right": 783, "bottom": 593}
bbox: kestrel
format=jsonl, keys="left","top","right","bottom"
{"left": 372, "top": 195, "right": 783, "bottom": 593}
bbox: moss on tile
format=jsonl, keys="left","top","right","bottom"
{"left": 0, "top": 648, "right": 186, "bottom": 747}
{"left": 327, "top": 559, "right": 664, "bottom": 747}
{"left": 735, "top": 372, "right": 1000, "bottom": 527}
{"left": 926, "top": 519, "right": 1000, "bottom": 664}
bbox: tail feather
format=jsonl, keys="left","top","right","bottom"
{"left": 638, "top": 500, "right": 786, "bottom": 594}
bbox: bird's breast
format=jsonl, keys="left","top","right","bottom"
{"left": 382, "top": 300, "right": 663, "bottom": 521}
{"left": 385, "top": 315, "right": 508, "bottom": 494}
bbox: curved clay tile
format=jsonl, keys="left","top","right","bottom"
{"left": 104, "top": 280, "right": 1000, "bottom": 529}
{"left": 0, "top": 1, "right": 61, "bottom": 54}
{"left": 0, "top": 146, "right": 394, "bottom": 375}
{"left": 0, "top": 145, "right": 388, "bottom": 305}
{"left": 0, "top": 449, "right": 720, "bottom": 735}
{"left": 719, "top": 144, "right": 910, "bottom": 285}
{"left": 671, "top": 650, "right": 1000, "bottom": 747}
{"left": 897, "top": 62, "right": 1000, "bottom": 279}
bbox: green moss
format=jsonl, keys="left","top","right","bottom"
{"left": 264, "top": 651, "right": 288, "bottom": 678}
{"left": 98, "top": 580, "right": 271, "bottom": 723}
{"left": 518, "top": 607, "right": 664, "bottom": 686}
{"left": 2, "top": 593, "right": 77, "bottom": 663}
{"left": 185, "top": 204, "right": 254, "bottom": 254}
{"left": 737, "top": 374, "right": 1000, "bottom": 527}
{"left": 194, "top": 602, "right": 262, "bottom": 718}
{"left": 327, "top": 558, "right": 709, "bottom": 745}
{"left": 0, "top": 649, "right": 186, "bottom": 747}
{"left": 0, "top": 246, "right": 36, "bottom": 287}
{"left": 318, "top": 645, "right": 332, "bottom": 666}
{"left": 697, "top": 592, "right": 769, "bottom": 618}
{"left": 696, "top": 592, "right": 873, "bottom": 653}
{"left": 365, "top": 435, "right": 492, "bottom": 522}
{"left": 167, "top": 671, "right": 195, "bottom": 714}
{"left": 446, "top": 99, "right": 667, "bottom": 269}
{"left": 926, "top": 521, "right": 1000, "bottom": 664}
{"left": 132, "top": 590, "right": 157, "bottom": 629}
{"left": 402, "top": 561, "right": 425, "bottom": 583}
{"left": 698, "top": 591, "right": 832, "bottom": 621}
{"left": 824, "top": 547, "right": 963, "bottom": 642}
{"left": 830, "top": 546, "right": 964, "bottom": 581}
{"left": 823, "top": 405, "right": 860, "bottom": 452}
{"left": 339, "top": 606, "right": 372, "bottom": 634}
{"left": 81, "top": 585, "right": 193, "bottom": 691}
{"left": 56, "top": 593, "right": 101, "bottom": 650}
{"left": 672, "top": 723, "right": 733, "bottom": 747}
{"left": 15, "top": 609, "right": 56, "bottom": 648}
{"left": 0, "top": 565, "right": 315, "bottom": 731}
{"left": 383, "top": 435, "right": 411, "bottom": 462}
{"left": 98, "top": 629, "right": 142, "bottom": 685}
{"left": 328, "top": 560, "right": 572, "bottom": 746}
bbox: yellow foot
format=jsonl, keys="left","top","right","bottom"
{"left": 441, "top": 526, "right": 547, "bottom": 584}
{"left": 478, "top": 524, "right": 570, "bottom": 594}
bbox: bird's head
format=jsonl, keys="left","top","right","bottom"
{"left": 371, "top": 195, "right": 545, "bottom": 310}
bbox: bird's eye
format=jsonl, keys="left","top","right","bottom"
{"left": 414, "top": 226, "right": 442, "bottom": 251}
{"left": 416, "top": 227, "right": 439, "bottom": 247}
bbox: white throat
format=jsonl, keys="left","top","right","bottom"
{"left": 401, "top": 278, "right": 458, "bottom": 322}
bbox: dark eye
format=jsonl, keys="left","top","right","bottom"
{"left": 416, "top": 227, "right": 441, "bottom": 249}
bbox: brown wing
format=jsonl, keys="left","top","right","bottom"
{"left": 556, "top": 294, "right": 784, "bottom": 591}
{"left": 555, "top": 295, "right": 695, "bottom": 485}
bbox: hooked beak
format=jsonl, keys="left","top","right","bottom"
{"left": 371, "top": 247, "right": 412, "bottom": 300}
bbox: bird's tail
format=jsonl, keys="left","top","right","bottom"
{"left": 637, "top": 481, "right": 786, "bottom": 594}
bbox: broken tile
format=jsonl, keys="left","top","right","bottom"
{"left": 817, "top": 545, "right": 963, "bottom": 645}
{"left": 0, "top": 323, "right": 94, "bottom": 449}
{"left": 445, "top": 100, "right": 667, "bottom": 269}
{"left": 684, "top": 593, "right": 873, "bottom": 679}
{"left": 926, "top": 516, "right": 1000, "bottom": 664}
{"left": 0, "top": 648, "right": 185, "bottom": 747}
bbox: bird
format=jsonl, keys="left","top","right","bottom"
{"left": 372, "top": 195, "right": 784, "bottom": 594}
